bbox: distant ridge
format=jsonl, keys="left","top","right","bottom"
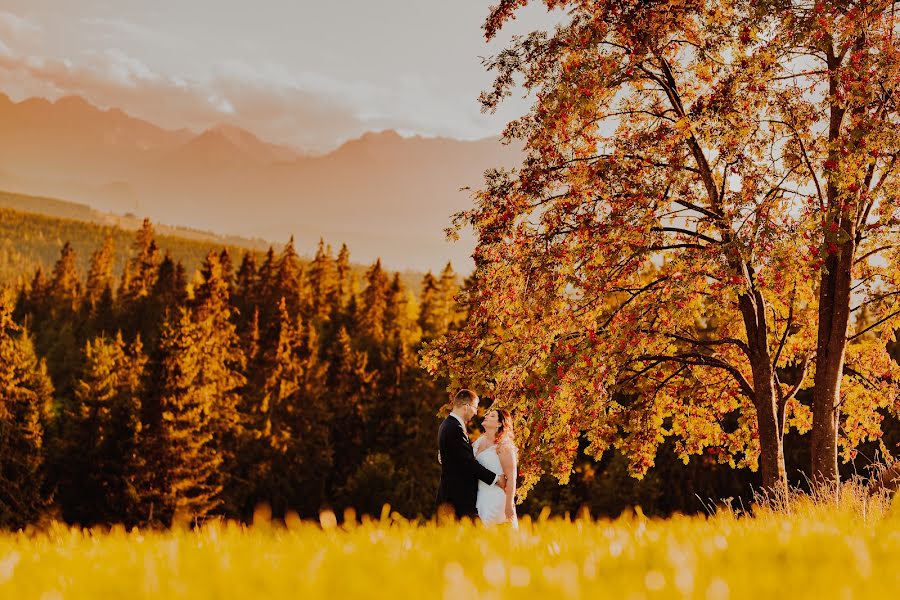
{"left": 0, "top": 92, "right": 521, "bottom": 272}
{"left": 0, "top": 189, "right": 273, "bottom": 252}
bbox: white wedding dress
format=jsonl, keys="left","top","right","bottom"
{"left": 474, "top": 439, "right": 518, "bottom": 528}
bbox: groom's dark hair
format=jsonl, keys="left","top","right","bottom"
{"left": 453, "top": 389, "right": 478, "bottom": 407}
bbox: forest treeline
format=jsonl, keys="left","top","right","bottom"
{"left": 2, "top": 217, "right": 898, "bottom": 529}
{"left": 0, "top": 206, "right": 423, "bottom": 303}
{"left": 0, "top": 207, "right": 256, "bottom": 290}
{"left": 2, "top": 217, "right": 467, "bottom": 527}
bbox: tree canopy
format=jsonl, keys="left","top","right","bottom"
{"left": 426, "top": 0, "right": 900, "bottom": 493}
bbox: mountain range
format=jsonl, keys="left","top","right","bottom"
{"left": 0, "top": 92, "right": 520, "bottom": 272}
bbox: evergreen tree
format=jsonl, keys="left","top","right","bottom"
{"left": 234, "top": 251, "right": 259, "bottom": 328}
{"left": 146, "top": 254, "right": 187, "bottom": 348}
{"left": 384, "top": 273, "right": 419, "bottom": 352}
{"left": 61, "top": 333, "right": 147, "bottom": 525}
{"left": 326, "top": 325, "right": 374, "bottom": 499}
{"left": 324, "top": 243, "right": 353, "bottom": 326}
{"left": 244, "top": 298, "right": 330, "bottom": 517}
{"left": 333, "top": 244, "right": 351, "bottom": 310}
{"left": 36, "top": 243, "right": 84, "bottom": 400}
{"left": 358, "top": 259, "right": 389, "bottom": 347}
{"left": 436, "top": 262, "right": 462, "bottom": 333}
{"left": 81, "top": 236, "right": 117, "bottom": 338}
{"left": 84, "top": 236, "right": 115, "bottom": 310}
{"left": 254, "top": 246, "right": 279, "bottom": 334}
{"left": 119, "top": 219, "right": 161, "bottom": 304}
{"left": 417, "top": 271, "right": 441, "bottom": 340}
{"left": 307, "top": 239, "right": 337, "bottom": 322}
{"left": 153, "top": 251, "right": 246, "bottom": 523}
{"left": 13, "top": 267, "right": 47, "bottom": 327}
{"left": 0, "top": 297, "right": 54, "bottom": 528}
{"left": 272, "top": 237, "right": 305, "bottom": 317}
{"left": 219, "top": 248, "right": 236, "bottom": 298}
{"left": 118, "top": 219, "right": 162, "bottom": 342}
{"left": 47, "top": 242, "right": 82, "bottom": 315}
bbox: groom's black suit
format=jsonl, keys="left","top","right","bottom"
{"left": 436, "top": 415, "right": 497, "bottom": 518}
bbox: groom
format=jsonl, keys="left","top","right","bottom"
{"left": 436, "top": 389, "right": 507, "bottom": 519}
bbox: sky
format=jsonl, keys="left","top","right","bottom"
{"left": 0, "top": 0, "right": 561, "bottom": 152}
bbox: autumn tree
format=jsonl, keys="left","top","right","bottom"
{"left": 763, "top": 0, "right": 900, "bottom": 484}
{"left": 427, "top": 0, "right": 833, "bottom": 493}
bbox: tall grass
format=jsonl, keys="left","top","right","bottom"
{"left": 1, "top": 490, "right": 899, "bottom": 599}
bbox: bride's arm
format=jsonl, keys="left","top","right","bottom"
{"left": 497, "top": 445, "right": 517, "bottom": 520}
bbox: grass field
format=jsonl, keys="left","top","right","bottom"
{"left": 2, "top": 491, "right": 899, "bottom": 599}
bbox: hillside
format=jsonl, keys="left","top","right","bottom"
{"left": 0, "top": 207, "right": 264, "bottom": 290}
{"left": 0, "top": 189, "right": 273, "bottom": 250}
{"left": 0, "top": 199, "right": 430, "bottom": 294}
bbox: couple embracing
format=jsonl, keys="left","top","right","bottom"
{"left": 436, "top": 389, "right": 518, "bottom": 527}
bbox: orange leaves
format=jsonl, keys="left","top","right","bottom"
{"left": 438, "top": 0, "right": 900, "bottom": 493}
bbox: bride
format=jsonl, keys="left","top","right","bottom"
{"left": 473, "top": 409, "right": 518, "bottom": 527}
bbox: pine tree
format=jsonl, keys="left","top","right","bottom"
{"left": 244, "top": 298, "right": 330, "bottom": 516}
{"left": 254, "top": 246, "right": 280, "bottom": 335}
{"left": 118, "top": 219, "right": 162, "bottom": 343}
{"left": 35, "top": 243, "right": 84, "bottom": 401}
{"left": 325, "top": 325, "right": 374, "bottom": 499}
{"left": 333, "top": 244, "right": 351, "bottom": 309}
{"left": 307, "top": 239, "right": 337, "bottom": 322}
{"left": 0, "top": 297, "right": 54, "bottom": 528}
{"left": 81, "top": 236, "right": 117, "bottom": 339}
{"left": 436, "top": 262, "right": 462, "bottom": 333}
{"left": 417, "top": 271, "right": 441, "bottom": 340}
{"left": 14, "top": 267, "right": 47, "bottom": 327}
{"left": 124, "top": 253, "right": 186, "bottom": 352}
{"left": 272, "top": 237, "right": 305, "bottom": 316}
{"left": 358, "top": 259, "right": 389, "bottom": 347}
{"left": 234, "top": 251, "right": 259, "bottom": 329}
{"left": 84, "top": 236, "right": 115, "bottom": 310}
{"left": 153, "top": 251, "right": 246, "bottom": 523}
{"left": 48, "top": 242, "right": 82, "bottom": 315}
{"left": 219, "top": 248, "right": 236, "bottom": 298}
{"left": 62, "top": 333, "right": 147, "bottom": 524}
{"left": 119, "top": 219, "right": 160, "bottom": 304}
{"left": 384, "top": 273, "right": 419, "bottom": 352}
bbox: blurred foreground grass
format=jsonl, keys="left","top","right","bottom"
{"left": 2, "top": 491, "right": 899, "bottom": 599}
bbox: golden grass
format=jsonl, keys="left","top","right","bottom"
{"left": 2, "top": 486, "right": 899, "bottom": 599}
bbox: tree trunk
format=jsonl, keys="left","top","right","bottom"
{"left": 752, "top": 362, "right": 787, "bottom": 493}
{"left": 739, "top": 291, "right": 787, "bottom": 493}
{"left": 811, "top": 234, "right": 854, "bottom": 486}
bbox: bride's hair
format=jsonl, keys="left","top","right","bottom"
{"left": 494, "top": 409, "right": 516, "bottom": 453}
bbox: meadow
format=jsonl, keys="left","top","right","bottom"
{"left": 2, "top": 489, "right": 899, "bottom": 600}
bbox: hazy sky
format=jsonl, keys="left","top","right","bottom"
{"left": 0, "top": 0, "right": 560, "bottom": 151}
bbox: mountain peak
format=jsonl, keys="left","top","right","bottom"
{"left": 55, "top": 95, "right": 94, "bottom": 110}
{"left": 204, "top": 123, "right": 263, "bottom": 146}
{"left": 359, "top": 129, "right": 402, "bottom": 141}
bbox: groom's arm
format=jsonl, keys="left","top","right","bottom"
{"left": 443, "top": 422, "right": 499, "bottom": 486}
